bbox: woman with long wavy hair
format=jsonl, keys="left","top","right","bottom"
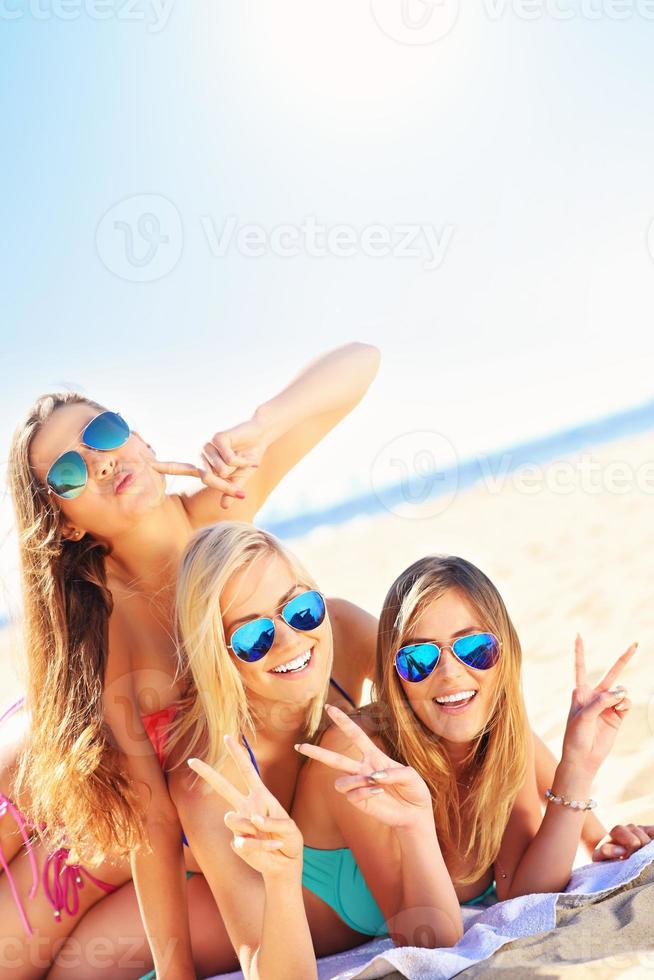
{"left": 293, "top": 554, "right": 651, "bottom": 945}
{"left": 0, "top": 342, "right": 381, "bottom": 978}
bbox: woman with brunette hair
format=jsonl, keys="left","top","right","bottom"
{"left": 294, "top": 554, "right": 651, "bottom": 944}
{"left": 0, "top": 342, "right": 381, "bottom": 977}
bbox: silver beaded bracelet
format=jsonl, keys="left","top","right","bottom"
{"left": 545, "top": 788, "right": 597, "bottom": 811}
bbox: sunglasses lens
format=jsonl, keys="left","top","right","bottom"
{"left": 46, "top": 451, "right": 87, "bottom": 499}
{"left": 230, "top": 618, "right": 275, "bottom": 662}
{"left": 282, "top": 590, "right": 326, "bottom": 631}
{"left": 452, "top": 633, "right": 500, "bottom": 670}
{"left": 83, "top": 412, "right": 130, "bottom": 451}
{"left": 395, "top": 643, "right": 440, "bottom": 683}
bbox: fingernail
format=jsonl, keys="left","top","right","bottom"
{"left": 234, "top": 836, "right": 245, "bottom": 848}
{"left": 294, "top": 743, "right": 302, "bottom": 751}
{"left": 369, "top": 770, "right": 388, "bottom": 780}
{"left": 251, "top": 814, "right": 265, "bottom": 827}
{"left": 609, "top": 686, "right": 626, "bottom": 698}
{"left": 237, "top": 491, "right": 246, "bottom": 499}
{"left": 368, "top": 787, "right": 384, "bottom": 795}
{"left": 612, "top": 846, "right": 626, "bottom": 855}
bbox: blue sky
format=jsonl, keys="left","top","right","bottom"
{"left": 2, "top": 1, "right": 654, "bottom": 616}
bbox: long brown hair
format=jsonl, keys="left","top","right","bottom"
{"left": 373, "top": 555, "right": 528, "bottom": 883}
{"left": 8, "top": 392, "right": 142, "bottom": 863}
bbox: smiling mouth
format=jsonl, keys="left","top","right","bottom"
{"left": 269, "top": 648, "right": 313, "bottom": 675}
{"left": 433, "top": 690, "right": 477, "bottom": 711}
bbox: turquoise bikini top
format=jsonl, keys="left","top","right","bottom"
{"left": 242, "top": 681, "right": 496, "bottom": 938}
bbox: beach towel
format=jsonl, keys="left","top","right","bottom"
{"left": 213, "top": 840, "right": 654, "bottom": 980}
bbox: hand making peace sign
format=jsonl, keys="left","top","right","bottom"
{"left": 295, "top": 704, "right": 433, "bottom": 831}
{"left": 560, "top": 635, "right": 636, "bottom": 776}
{"left": 188, "top": 734, "right": 303, "bottom": 880}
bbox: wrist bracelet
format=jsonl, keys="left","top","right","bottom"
{"left": 545, "top": 788, "right": 597, "bottom": 811}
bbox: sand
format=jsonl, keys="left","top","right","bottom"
{"left": 2, "top": 428, "right": 653, "bottom": 831}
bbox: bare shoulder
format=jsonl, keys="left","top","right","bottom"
{"left": 326, "top": 596, "right": 378, "bottom": 700}
{"left": 317, "top": 704, "right": 384, "bottom": 754}
{"left": 326, "top": 597, "right": 377, "bottom": 649}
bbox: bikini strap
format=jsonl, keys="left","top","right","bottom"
{"left": 42, "top": 848, "right": 118, "bottom": 921}
{"left": 241, "top": 734, "right": 260, "bottom": 776}
{"left": 240, "top": 678, "right": 355, "bottom": 773}
{"left": 329, "top": 677, "right": 356, "bottom": 710}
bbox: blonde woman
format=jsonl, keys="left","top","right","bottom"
{"left": 294, "top": 555, "right": 651, "bottom": 945}
{"left": 0, "top": 342, "right": 380, "bottom": 978}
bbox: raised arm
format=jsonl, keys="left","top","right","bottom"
{"left": 179, "top": 341, "right": 381, "bottom": 525}
{"left": 104, "top": 615, "right": 194, "bottom": 979}
{"left": 496, "top": 637, "right": 636, "bottom": 898}
{"left": 169, "top": 736, "right": 316, "bottom": 980}
{"left": 532, "top": 729, "right": 607, "bottom": 857}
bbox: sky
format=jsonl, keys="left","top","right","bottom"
{"left": 2, "top": 1, "right": 654, "bottom": 617}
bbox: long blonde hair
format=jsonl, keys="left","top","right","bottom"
{"left": 170, "top": 522, "right": 331, "bottom": 770}
{"left": 8, "top": 392, "right": 143, "bottom": 863}
{"left": 373, "top": 555, "right": 528, "bottom": 883}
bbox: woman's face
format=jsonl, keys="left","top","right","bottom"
{"left": 221, "top": 552, "right": 332, "bottom": 711}
{"left": 29, "top": 403, "right": 166, "bottom": 541}
{"left": 398, "top": 587, "right": 501, "bottom": 747}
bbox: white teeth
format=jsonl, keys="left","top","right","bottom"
{"left": 435, "top": 690, "right": 477, "bottom": 704}
{"left": 272, "top": 649, "right": 312, "bottom": 673}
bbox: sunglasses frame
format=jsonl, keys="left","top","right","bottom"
{"left": 45, "top": 411, "right": 131, "bottom": 500}
{"left": 227, "top": 588, "right": 327, "bottom": 663}
{"left": 394, "top": 631, "right": 502, "bottom": 683}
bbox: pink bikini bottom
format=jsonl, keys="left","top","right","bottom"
{"left": 0, "top": 699, "right": 118, "bottom": 936}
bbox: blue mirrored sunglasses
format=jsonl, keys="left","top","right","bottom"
{"left": 395, "top": 632, "right": 502, "bottom": 683}
{"left": 227, "top": 589, "right": 326, "bottom": 663}
{"left": 45, "top": 411, "right": 131, "bottom": 499}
